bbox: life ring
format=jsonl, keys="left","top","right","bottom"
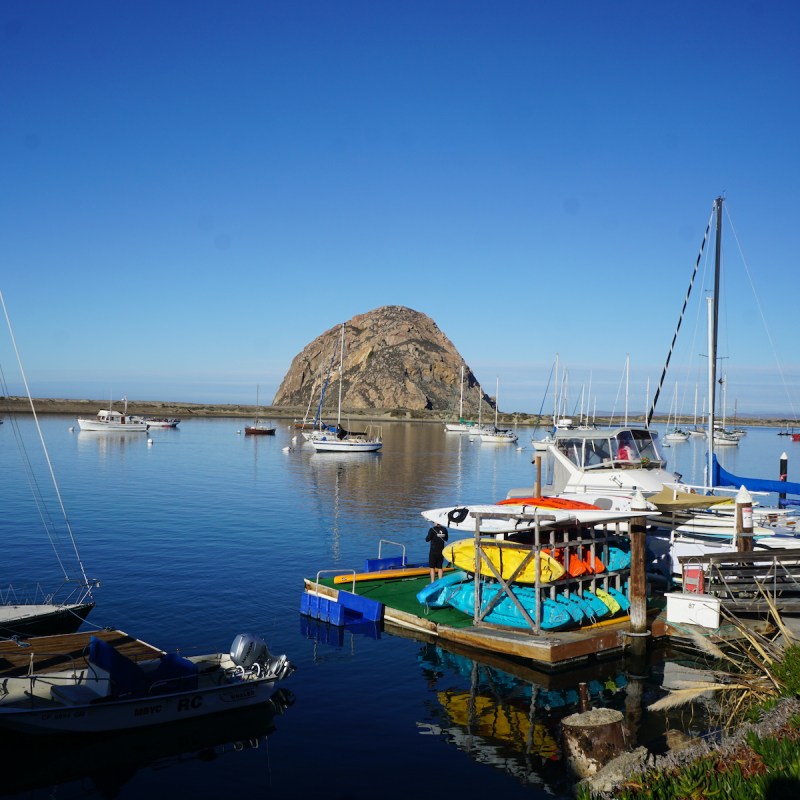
{"left": 447, "top": 507, "right": 469, "bottom": 524}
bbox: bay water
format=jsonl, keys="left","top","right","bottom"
{"left": 1, "top": 416, "right": 795, "bottom": 798}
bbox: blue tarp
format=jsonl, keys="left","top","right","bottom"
{"left": 712, "top": 454, "right": 800, "bottom": 496}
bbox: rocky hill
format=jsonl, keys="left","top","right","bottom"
{"left": 272, "top": 305, "right": 493, "bottom": 415}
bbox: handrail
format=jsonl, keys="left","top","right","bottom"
{"left": 377, "top": 540, "right": 406, "bottom": 563}
{"left": 314, "top": 569, "right": 356, "bottom": 595}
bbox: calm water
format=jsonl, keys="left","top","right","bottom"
{"left": 1, "top": 416, "right": 795, "bottom": 798}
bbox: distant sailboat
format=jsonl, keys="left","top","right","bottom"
{"left": 480, "top": 378, "right": 517, "bottom": 444}
{"left": 307, "top": 324, "right": 383, "bottom": 453}
{"left": 244, "top": 385, "right": 275, "bottom": 436}
{"left": 444, "top": 365, "right": 479, "bottom": 433}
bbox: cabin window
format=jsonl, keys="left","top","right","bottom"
{"left": 583, "top": 439, "right": 611, "bottom": 468}
{"left": 632, "top": 430, "right": 661, "bottom": 463}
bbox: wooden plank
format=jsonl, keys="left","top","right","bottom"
{"left": 0, "top": 630, "right": 164, "bottom": 676}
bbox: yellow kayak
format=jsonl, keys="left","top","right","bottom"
{"left": 443, "top": 539, "right": 565, "bottom": 583}
{"left": 333, "top": 566, "right": 454, "bottom": 584}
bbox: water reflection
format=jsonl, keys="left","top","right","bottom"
{"left": 0, "top": 688, "right": 294, "bottom": 797}
{"left": 75, "top": 429, "right": 150, "bottom": 459}
{"left": 412, "top": 638, "right": 719, "bottom": 790}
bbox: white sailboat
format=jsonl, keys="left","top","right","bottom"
{"left": 0, "top": 291, "right": 97, "bottom": 638}
{"left": 664, "top": 384, "right": 689, "bottom": 442}
{"left": 480, "top": 378, "right": 517, "bottom": 444}
{"left": 444, "top": 365, "right": 479, "bottom": 433}
{"left": 307, "top": 324, "right": 382, "bottom": 453}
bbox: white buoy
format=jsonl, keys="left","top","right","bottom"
{"left": 68, "top": 426, "right": 75, "bottom": 432}
{"left": 236, "top": 430, "right": 241, "bottom": 435}
{"left": 147, "top": 439, "right": 153, "bottom": 446}
{"left": 282, "top": 446, "right": 294, "bottom": 453}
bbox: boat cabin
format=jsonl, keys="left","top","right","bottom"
{"left": 554, "top": 426, "right": 665, "bottom": 471}
{"left": 540, "top": 425, "right": 678, "bottom": 498}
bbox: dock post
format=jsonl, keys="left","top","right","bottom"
{"left": 779, "top": 452, "right": 788, "bottom": 507}
{"left": 736, "top": 486, "right": 753, "bottom": 553}
{"left": 534, "top": 454, "right": 542, "bottom": 496}
{"left": 628, "top": 489, "right": 648, "bottom": 635}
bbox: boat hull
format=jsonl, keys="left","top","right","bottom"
{"left": 244, "top": 426, "right": 276, "bottom": 435}
{"left": 77, "top": 419, "right": 148, "bottom": 432}
{"left": 308, "top": 437, "right": 382, "bottom": 452}
{"left": 0, "top": 675, "right": 280, "bottom": 734}
{"left": 0, "top": 602, "right": 95, "bottom": 639}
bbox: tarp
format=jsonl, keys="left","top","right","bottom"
{"left": 648, "top": 486, "right": 733, "bottom": 511}
{"left": 712, "top": 454, "right": 800, "bottom": 496}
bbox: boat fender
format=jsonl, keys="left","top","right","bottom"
{"left": 447, "top": 507, "right": 469, "bottom": 524}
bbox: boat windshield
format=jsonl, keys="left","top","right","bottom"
{"left": 555, "top": 427, "right": 665, "bottom": 469}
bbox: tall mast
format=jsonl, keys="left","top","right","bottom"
{"left": 459, "top": 365, "right": 464, "bottom": 419}
{"left": 337, "top": 323, "right": 345, "bottom": 426}
{"left": 707, "top": 196, "right": 723, "bottom": 487}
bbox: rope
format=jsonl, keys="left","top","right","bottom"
{"left": 0, "top": 292, "right": 92, "bottom": 593}
{"left": 647, "top": 203, "right": 716, "bottom": 428}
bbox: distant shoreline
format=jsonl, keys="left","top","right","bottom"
{"left": 1, "top": 396, "right": 796, "bottom": 428}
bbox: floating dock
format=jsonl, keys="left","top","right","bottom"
{"left": 303, "top": 573, "right": 669, "bottom": 668}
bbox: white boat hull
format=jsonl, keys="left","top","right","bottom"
{"left": 0, "top": 675, "right": 278, "bottom": 734}
{"left": 421, "top": 504, "right": 651, "bottom": 533}
{"left": 309, "top": 437, "right": 382, "bottom": 452}
{"left": 77, "top": 419, "right": 148, "bottom": 432}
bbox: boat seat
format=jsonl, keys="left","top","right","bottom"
{"left": 51, "top": 682, "right": 104, "bottom": 705}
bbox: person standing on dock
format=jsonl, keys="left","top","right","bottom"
{"left": 426, "top": 523, "right": 449, "bottom": 583}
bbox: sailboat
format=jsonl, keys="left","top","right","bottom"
{"left": 244, "top": 385, "right": 275, "bottom": 435}
{"left": 444, "top": 366, "right": 478, "bottom": 433}
{"left": 480, "top": 378, "right": 517, "bottom": 443}
{"left": 1, "top": 291, "right": 97, "bottom": 638}
{"left": 307, "top": 324, "right": 382, "bottom": 453}
{"left": 663, "top": 384, "right": 689, "bottom": 442}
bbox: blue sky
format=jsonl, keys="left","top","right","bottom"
{"left": 2, "top": 1, "right": 799, "bottom": 418}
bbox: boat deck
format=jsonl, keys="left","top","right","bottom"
{"left": 304, "top": 574, "right": 669, "bottom": 668}
{"left": 0, "top": 630, "right": 163, "bottom": 677}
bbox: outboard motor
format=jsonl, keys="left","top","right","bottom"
{"left": 230, "top": 633, "right": 269, "bottom": 670}
{"left": 230, "top": 633, "right": 296, "bottom": 680}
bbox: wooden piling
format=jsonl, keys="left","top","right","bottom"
{"left": 561, "top": 707, "right": 627, "bottom": 778}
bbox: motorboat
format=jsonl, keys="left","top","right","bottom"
{"left": 0, "top": 630, "right": 294, "bottom": 734}
{"left": 77, "top": 397, "right": 148, "bottom": 432}
{"left": 141, "top": 417, "right": 180, "bottom": 428}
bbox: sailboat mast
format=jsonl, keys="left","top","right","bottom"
{"left": 494, "top": 377, "right": 499, "bottom": 428}
{"left": 459, "top": 365, "right": 464, "bottom": 420}
{"left": 553, "top": 353, "right": 559, "bottom": 428}
{"left": 707, "top": 196, "right": 723, "bottom": 486}
{"left": 337, "top": 323, "right": 345, "bottom": 427}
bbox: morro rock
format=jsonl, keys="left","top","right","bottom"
{"left": 272, "top": 305, "right": 491, "bottom": 414}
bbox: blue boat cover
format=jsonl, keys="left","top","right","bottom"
{"left": 712, "top": 455, "right": 800, "bottom": 496}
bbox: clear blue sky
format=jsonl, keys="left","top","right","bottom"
{"left": 2, "top": 1, "right": 799, "bottom": 418}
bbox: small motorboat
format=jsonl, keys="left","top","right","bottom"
{"left": 0, "top": 630, "right": 294, "bottom": 734}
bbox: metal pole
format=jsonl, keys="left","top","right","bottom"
{"left": 780, "top": 452, "right": 788, "bottom": 507}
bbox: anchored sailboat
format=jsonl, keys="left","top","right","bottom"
{"left": 1, "top": 291, "right": 98, "bottom": 638}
